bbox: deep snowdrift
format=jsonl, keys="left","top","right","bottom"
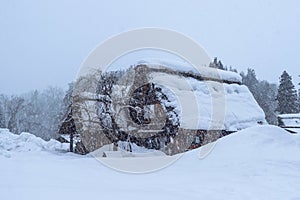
{"left": 1, "top": 126, "right": 299, "bottom": 200}
{"left": 0, "top": 129, "right": 69, "bottom": 158}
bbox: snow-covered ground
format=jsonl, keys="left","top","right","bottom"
{"left": 1, "top": 126, "right": 300, "bottom": 200}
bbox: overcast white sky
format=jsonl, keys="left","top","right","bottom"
{"left": 0, "top": 0, "right": 299, "bottom": 94}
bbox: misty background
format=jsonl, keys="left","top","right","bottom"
{"left": 0, "top": 0, "right": 299, "bottom": 140}
{"left": 1, "top": 0, "right": 300, "bottom": 94}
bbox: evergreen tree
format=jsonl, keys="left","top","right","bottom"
{"left": 209, "top": 57, "right": 218, "bottom": 68}
{"left": 276, "top": 71, "right": 298, "bottom": 114}
{"left": 217, "top": 60, "right": 224, "bottom": 70}
{"left": 0, "top": 103, "right": 5, "bottom": 128}
{"left": 229, "top": 66, "right": 238, "bottom": 73}
{"left": 209, "top": 57, "right": 225, "bottom": 70}
{"left": 255, "top": 81, "right": 278, "bottom": 124}
{"left": 298, "top": 75, "right": 300, "bottom": 112}
{"left": 241, "top": 68, "right": 279, "bottom": 124}
{"left": 241, "top": 68, "right": 259, "bottom": 95}
{"left": 298, "top": 89, "right": 300, "bottom": 112}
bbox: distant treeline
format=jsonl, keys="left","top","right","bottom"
{"left": 0, "top": 58, "right": 299, "bottom": 140}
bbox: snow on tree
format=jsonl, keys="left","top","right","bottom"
{"left": 241, "top": 68, "right": 278, "bottom": 124}
{"left": 228, "top": 66, "right": 238, "bottom": 73}
{"left": 58, "top": 83, "right": 77, "bottom": 152}
{"left": 276, "top": 71, "right": 298, "bottom": 114}
{"left": 209, "top": 57, "right": 225, "bottom": 70}
{"left": 255, "top": 81, "right": 278, "bottom": 125}
{"left": 7, "top": 96, "right": 25, "bottom": 134}
{"left": 0, "top": 87, "right": 65, "bottom": 140}
{"left": 240, "top": 68, "right": 259, "bottom": 94}
{"left": 0, "top": 95, "right": 6, "bottom": 128}
{"left": 298, "top": 89, "right": 300, "bottom": 112}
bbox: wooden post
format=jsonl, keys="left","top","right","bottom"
{"left": 70, "top": 132, "right": 74, "bottom": 152}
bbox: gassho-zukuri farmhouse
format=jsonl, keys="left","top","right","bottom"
{"left": 59, "top": 59, "right": 266, "bottom": 155}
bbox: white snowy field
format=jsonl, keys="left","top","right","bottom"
{"left": 1, "top": 125, "right": 300, "bottom": 200}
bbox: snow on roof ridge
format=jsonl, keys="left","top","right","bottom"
{"left": 136, "top": 58, "right": 242, "bottom": 83}
{"left": 278, "top": 113, "right": 300, "bottom": 118}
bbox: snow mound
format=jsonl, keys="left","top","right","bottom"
{"left": 0, "top": 128, "right": 69, "bottom": 157}
{"left": 196, "top": 125, "right": 300, "bottom": 161}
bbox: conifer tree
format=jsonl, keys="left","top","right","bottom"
{"left": 276, "top": 71, "right": 298, "bottom": 114}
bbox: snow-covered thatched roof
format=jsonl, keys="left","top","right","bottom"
{"left": 278, "top": 113, "right": 300, "bottom": 119}
{"left": 138, "top": 62, "right": 265, "bottom": 131}
{"left": 278, "top": 113, "right": 300, "bottom": 133}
